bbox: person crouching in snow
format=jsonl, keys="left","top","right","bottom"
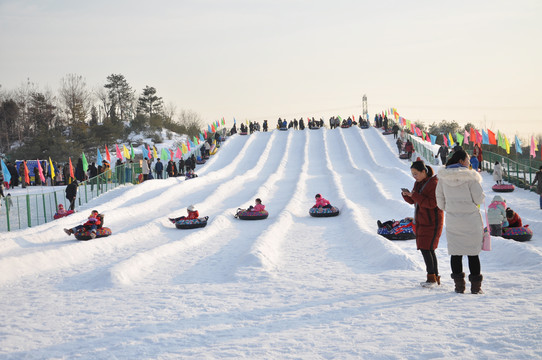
{"left": 64, "top": 210, "right": 101, "bottom": 239}
{"left": 505, "top": 207, "right": 523, "bottom": 228}
{"left": 169, "top": 205, "right": 199, "bottom": 223}
{"left": 487, "top": 195, "right": 508, "bottom": 236}
{"left": 313, "top": 194, "right": 332, "bottom": 209}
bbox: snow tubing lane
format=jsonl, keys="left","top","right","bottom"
{"left": 175, "top": 216, "right": 209, "bottom": 229}
{"left": 492, "top": 184, "right": 515, "bottom": 192}
{"left": 377, "top": 226, "right": 416, "bottom": 240}
{"left": 53, "top": 210, "right": 75, "bottom": 220}
{"left": 502, "top": 226, "right": 533, "bottom": 242}
{"left": 309, "top": 206, "right": 340, "bottom": 217}
{"left": 237, "top": 210, "right": 269, "bottom": 220}
{"left": 75, "top": 227, "right": 112, "bottom": 241}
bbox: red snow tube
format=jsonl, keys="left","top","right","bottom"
{"left": 53, "top": 210, "right": 75, "bottom": 219}
{"left": 492, "top": 184, "right": 515, "bottom": 192}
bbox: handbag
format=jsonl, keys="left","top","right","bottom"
{"left": 482, "top": 204, "right": 491, "bottom": 251}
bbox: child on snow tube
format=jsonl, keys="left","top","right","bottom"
{"left": 169, "top": 205, "right": 199, "bottom": 223}
{"left": 312, "top": 194, "right": 332, "bottom": 209}
{"left": 64, "top": 210, "right": 102, "bottom": 239}
{"left": 235, "top": 198, "right": 268, "bottom": 219}
{"left": 54, "top": 204, "right": 75, "bottom": 219}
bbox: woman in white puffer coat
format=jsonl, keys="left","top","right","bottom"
{"left": 436, "top": 149, "right": 485, "bottom": 294}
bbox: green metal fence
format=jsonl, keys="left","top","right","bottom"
{"left": 1, "top": 163, "right": 141, "bottom": 232}
{"left": 406, "top": 134, "right": 538, "bottom": 191}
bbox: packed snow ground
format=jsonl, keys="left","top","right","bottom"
{"left": 1, "top": 127, "right": 541, "bottom": 359}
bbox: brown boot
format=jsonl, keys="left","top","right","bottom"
{"left": 451, "top": 272, "right": 465, "bottom": 293}
{"left": 420, "top": 274, "right": 438, "bottom": 288}
{"left": 469, "top": 274, "right": 484, "bottom": 294}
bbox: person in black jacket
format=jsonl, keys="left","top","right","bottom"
{"left": 155, "top": 158, "right": 164, "bottom": 179}
{"left": 436, "top": 144, "right": 449, "bottom": 166}
{"left": 65, "top": 180, "right": 78, "bottom": 211}
{"left": 178, "top": 158, "right": 185, "bottom": 176}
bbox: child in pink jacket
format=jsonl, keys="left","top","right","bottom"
{"left": 248, "top": 198, "right": 265, "bottom": 212}
{"left": 313, "top": 194, "right": 332, "bottom": 209}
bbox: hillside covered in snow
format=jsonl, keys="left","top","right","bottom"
{"left": 1, "top": 127, "right": 541, "bottom": 359}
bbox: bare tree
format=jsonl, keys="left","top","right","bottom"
{"left": 59, "top": 74, "right": 92, "bottom": 124}
{"left": 163, "top": 101, "right": 177, "bottom": 123}
{"left": 94, "top": 86, "right": 110, "bottom": 122}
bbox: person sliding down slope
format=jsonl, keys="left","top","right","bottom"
{"left": 169, "top": 205, "right": 199, "bottom": 224}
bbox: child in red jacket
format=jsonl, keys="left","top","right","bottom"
{"left": 64, "top": 210, "right": 101, "bottom": 238}
{"left": 169, "top": 205, "right": 199, "bottom": 223}
{"left": 505, "top": 207, "right": 523, "bottom": 228}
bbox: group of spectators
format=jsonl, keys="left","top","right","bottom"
{"left": 148, "top": 154, "right": 198, "bottom": 180}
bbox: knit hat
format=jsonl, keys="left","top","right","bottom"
{"left": 187, "top": 205, "right": 195, "bottom": 212}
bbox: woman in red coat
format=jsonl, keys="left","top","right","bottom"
{"left": 402, "top": 160, "right": 444, "bottom": 287}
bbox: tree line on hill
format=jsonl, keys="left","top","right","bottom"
{"left": 0, "top": 74, "right": 203, "bottom": 161}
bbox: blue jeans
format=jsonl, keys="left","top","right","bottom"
{"left": 540, "top": 195, "right": 542, "bottom": 209}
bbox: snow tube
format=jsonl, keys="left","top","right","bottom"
{"left": 53, "top": 210, "right": 75, "bottom": 219}
{"left": 185, "top": 174, "right": 197, "bottom": 180}
{"left": 502, "top": 226, "right": 533, "bottom": 242}
{"left": 74, "top": 227, "right": 112, "bottom": 241}
{"left": 377, "top": 219, "right": 416, "bottom": 240}
{"left": 279, "top": 128, "right": 288, "bottom": 131}
{"left": 382, "top": 130, "right": 394, "bottom": 135}
{"left": 399, "top": 153, "right": 410, "bottom": 159}
{"left": 492, "top": 184, "right": 515, "bottom": 192}
{"left": 236, "top": 210, "right": 269, "bottom": 220}
{"left": 239, "top": 132, "right": 248, "bottom": 135}
{"left": 196, "top": 159, "right": 206, "bottom": 164}
{"left": 175, "top": 216, "right": 209, "bottom": 229}
{"left": 340, "top": 125, "right": 351, "bottom": 128}
{"left": 309, "top": 206, "right": 340, "bottom": 217}
{"left": 309, "top": 126, "right": 321, "bottom": 130}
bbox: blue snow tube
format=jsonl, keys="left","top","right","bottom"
{"left": 309, "top": 206, "right": 340, "bottom": 217}
{"left": 175, "top": 216, "right": 209, "bottom": 229}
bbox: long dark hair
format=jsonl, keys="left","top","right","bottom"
{"left": 410, "top": 160, "right": 434, "bottom": 177}
{"left": 446, "top": 149, "right": 468, "bottom": 167}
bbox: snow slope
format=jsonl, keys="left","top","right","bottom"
{"left": 1, "top": 127, "right": 541, "bottom": 359}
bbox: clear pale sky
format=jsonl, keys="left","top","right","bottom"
{"left": 1, "top": 0, "right": 540, "bottom": 139}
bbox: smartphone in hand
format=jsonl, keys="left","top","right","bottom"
{"left": 401, "top": 188, "right": 410, "bottom": 193}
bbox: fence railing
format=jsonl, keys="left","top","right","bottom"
{"left": 1, "top": 163, "right": 141, "bottom": 232}
{"left": 406, "top": 134, "right": 538, "bottom": 191}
